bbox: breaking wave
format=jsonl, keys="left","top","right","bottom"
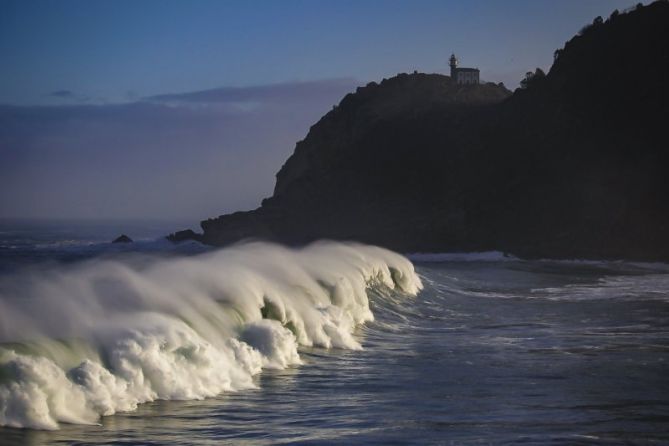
{"left": 0, "top": 241, "right": 421, "bottom": 430}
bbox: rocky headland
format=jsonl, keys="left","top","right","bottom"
{"left": 170, "top": 2, "right": 669, "bottom": 261}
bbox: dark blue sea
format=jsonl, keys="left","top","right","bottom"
{"left": 0, "top": 220, "right": 667, "bottom": 445}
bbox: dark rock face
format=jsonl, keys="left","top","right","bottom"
{"left": 179, "top": 2, "right": 669, "bottom": 261}
{"left": 166, "top": 229, "right": 202, "bottom": 243}
{"left": 112, "top": 234, "right": 133, "bottom": 243}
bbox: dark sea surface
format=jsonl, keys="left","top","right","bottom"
{"left": 0, "top": 221, "right": 667, "bottom": 445}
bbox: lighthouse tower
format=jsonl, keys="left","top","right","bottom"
{"left": 449, "top": 53, "right": 459, "bottom": 80}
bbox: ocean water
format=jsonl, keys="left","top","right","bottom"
{"left": 0, "top": 221, "right": 668, "bottom": 445}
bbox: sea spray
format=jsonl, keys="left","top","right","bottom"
{"left": 0, "top": 241, "right": 422, "bottom": 430}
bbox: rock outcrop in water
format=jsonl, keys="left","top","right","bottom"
{"left": 170, "top": 2, "right": 669, "bottom": 261}
{"left": 112, "top": 234, "right": 133, "bottom": 243}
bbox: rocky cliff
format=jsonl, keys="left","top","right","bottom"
{"left": 171, "top": 2, "right": 669, "bottom": 261}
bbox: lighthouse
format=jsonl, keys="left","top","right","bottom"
{"left": 449, "top": 53, "right": 480, "bottom": 85}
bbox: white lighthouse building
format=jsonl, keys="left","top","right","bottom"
{"left": 449, "top": 54, "right": 480, "bottom": 85}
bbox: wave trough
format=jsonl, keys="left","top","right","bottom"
{"left": 0, "top": 241, "right": 422, "bottom": 430}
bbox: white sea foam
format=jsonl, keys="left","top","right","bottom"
{"left": 407, "top": 251, "right": 518, "bottom": 263}
{"left": 0, "top": 241, "right": 422, "bottom": 430}
{"left": 531, "top": 273, "right": 669, "bottom": 302}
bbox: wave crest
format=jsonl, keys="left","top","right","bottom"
{"left": 0, "top": 241, "right": 421, "bottom": 429}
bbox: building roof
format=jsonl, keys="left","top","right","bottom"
{"left": 456, "top": 67, "right": 479, "bottom": 73}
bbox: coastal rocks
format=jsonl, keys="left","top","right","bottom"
{"left": 166, "top": 229, "right": 202, "bottom": 243}
{"left": 112, "top": 234, "right": 133, "bottom": 243}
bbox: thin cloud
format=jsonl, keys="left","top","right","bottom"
{"left": 46, "top": 90, "right": 92, "bottom": 103}
{"left": 144, "top": 78, "right": 357, "bottom": 105}
{"left": 48, "top": 90, "right": 76, "bottom": 98}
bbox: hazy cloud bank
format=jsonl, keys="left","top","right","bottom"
{"left": 0, "top": 79, "right": 357, "bottom": 221}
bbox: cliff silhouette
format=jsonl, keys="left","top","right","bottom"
{"left": 171, "top": 1, "right": 669, "bottom": 261}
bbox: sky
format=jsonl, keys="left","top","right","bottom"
{"left": 0, "top": 0, "right": 644, "bottom": 222}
